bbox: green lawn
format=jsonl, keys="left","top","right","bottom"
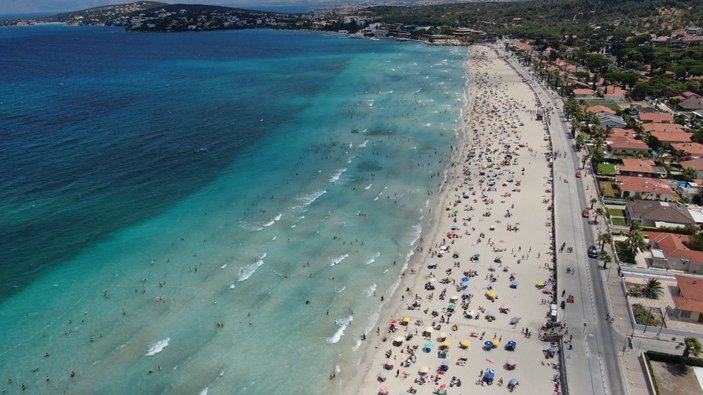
{"left": 611, "top": 217, "right": 627, "bottom": 226}
{"left": 597, "top": 163, "right": 618, "bottom": 176}
{"left": 608, "top": 208, "right": 626, "bottom": 217}
{"left": 599, "top": 181, "right": 618, "bottom": 198}
{"left": 616, "top": 240, "right": 636, "bottom": 263}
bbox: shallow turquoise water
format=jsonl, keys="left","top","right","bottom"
{"left": 0, "top": 26, "right": 467, "bottom": 394}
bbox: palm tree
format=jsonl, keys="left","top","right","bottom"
{"left": 676, "top": 338, "right": 703, "bottom": 368}
{"left": 591, "top": 198, "right": 598, "bottom": 209}
{"left": 626, "top": 223, "right": 647, "bottom": 254}
{"left": 594, "top": 207, "right": 604, "bottom": 224}
{"left": 600, "top": 251, "right": 612, "bottom": 269}
{"left": 642, "top": 278, "right": 664, "bottom": 299}
{"left": 600, "top": 232, "right": 613, "bottom": 251}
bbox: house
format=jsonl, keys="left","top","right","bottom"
{"left": 673, "top": 143, "right": 703, "bottom": 159}
{"left": 618, "top": 158, "right": 667, "bottom": 178}
{"left": 642, "top": 123, "right": 686, "bottom": 133}
{"left": 626, "top": 200, "right": 695, "bottom": 228}
{"left": 573, "top": 88, "right": 596, "bottom": 98}
{"left": 649, "top": 130, "right": 692, "bottom": 144}
{"left": 616, "top": 176, "right": 676, "bottom": 201}
{"left": 587, "top": 105, "right": 616, "bottom": 115}
{"left": 681, "top": 158, "right": 703, "bottom": 178}
{"left": 647, "top": 232, "right": 703, "bottom": 273}
{"left": 680, "top": 93, "right": 703, "bottom": 111}
{"left": 606, "top": 130, "right": 650, "bottom": 154}
{"left": 601, "top": 85, "right": 627, "bottom": 101}
{"left": 597, "top": 113, "right": 627, "bottom": 128}
{"left": 639, "top": 112, "right": 673, "bottom": 123}
{"left": 673, "top": 275, "right": 703, "bottom": 322}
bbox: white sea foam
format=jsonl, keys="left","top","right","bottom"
{"left": 145, "top": 338, "right": 170, "bottom": 356}
{"left": 238, "top": 253, "right": 266, "bottom": 282}
{"left": 357, "top": 140, "right": 368, "bottom": 148}
{"left": 220, "top": 264, "right": 227, "bottom": 269}
{"left": 365, "top": 283, "right": 377, "bottom": 297}
{"left": 366, "top": 100, "right": 375, "bottom": 107}
{"left": 329, "top": 253, "right": 349, "bottom": 266}
{"left": 298, "top": 190, "right": 326, "bottom": 207}
{"left": 379, "top": 90, "right": 393, "bottom": 95}
{"left": 329, "top": 168, "right": 347, "bottom": 183}
{"left": 198, "top": 388, "right": 208, "bottom": 395}
{"left": 327, "top": 315, "right": 353, "bottom": 344}
{"left": 409, "top": 224, "right": 422, "bottom": 247}
{"left": 336, "top": 286, "right": 346, "bottom": 294}
{"left": 364, "top": 184, "right": 372, "bottom": 190}
{"left": 352, "top": 339, "right": 362, "bottom": 352}
{"left": 364, "top": 251, "right": 380, "bottom": 265}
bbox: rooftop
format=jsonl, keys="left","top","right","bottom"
{"left": 674, "top": 275, "right": 703, "bottom": 313}
{"left": 639, "top": 112, "right": 673, "bottom": 123}
{"left": 616, "top": 176, "right": 674, "bottom": 195}
{"left": 587, "top": 105, "right": 616, "bottom": 115}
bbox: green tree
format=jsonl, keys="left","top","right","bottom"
{"left": 591, "top": 197, "right": 598, "bottom": 209}
{"left": 626, "top": 223, "right": 647, "bottom": 254}
{"left": 676, "top": 338, "right": 703, "bottom": 368}
{"left": 600, "top": 250, "right": 612, "bottom": 269}
{"left": 642, "top": 278, "right": 664, "bottom": 299}
{"left": 682, "top": 167, "right": 698, "bottom": 182}
{"left": 599, "top": 232, "right": 612, "bottom": 251}
{"left": 594, "top": 207, "right": 604, "bottom": 224}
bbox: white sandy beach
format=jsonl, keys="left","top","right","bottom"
{"left": 345, "top": 45, "right": 564, "bottom": 395}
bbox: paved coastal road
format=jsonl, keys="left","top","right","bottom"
{"left": 495, "top": 44, "right": 628, "bottom": 395}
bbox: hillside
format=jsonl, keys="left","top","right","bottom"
{"left": 41, "top": 1, "right": 165, "bottom": 25}
{"left": 363, "top": 0, "right": 703, "bottom": 35}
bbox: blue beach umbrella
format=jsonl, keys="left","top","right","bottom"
{"left": 484, "top": 369, "right": 495, "bottom": 380}
{"left": 548, "top": 345, "right": 558, "bottom": 353}
{"left": 424, "top": 342, "right": 433, "bottom": 350}
{"left": 510, "top": 279, "right": 519, "bottom": 287}
{"left": 508, "top": 378, "right": 519, "bottom": 385}
{"left": 461, "top": 276, "right": 470, "bottom": 282}
{"left": 507, "top": 340, "right": 517, "bottom": 349}
{"left": 484, "top": 341, "right": 494, "bottom": 349}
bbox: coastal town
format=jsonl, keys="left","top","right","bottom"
{"left": 3, "top": 0, "right": 703, "bottom": 394}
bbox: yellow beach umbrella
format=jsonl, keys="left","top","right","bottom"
{"left": 460, "top": 339, "right": 470, "bottom": 348}
{"left": 492, "top": 338, "right": 500, "bottom": 346}
{"left": 486, "top": 290, "right": 497, "bottom": 299}
{"left": 535, "top": 281, "right": 545, "bottom": 287}
{"left": 441, "top": 340, "right": 452, "bottom": 348}
{"left": 402, "top": 316, "right": 411, "bottom": 324}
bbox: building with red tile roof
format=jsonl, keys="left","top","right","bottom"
{"left": 616, "top": 176, "right": 675, "bottom": 201}
{"left": 642, "top": 123, "right": 685, "bottom": 133}
{"left": 650, "top": 131, "right": 692, "bottom": 143}
{"left": 673, "top": 143, "right": 703, "bottom": 159}
{"left": 673, "top": 275, "right": 703, "bottom": 319}
{"left": 647, "top": 232, "right": 703, "bottom": 273}
{"left": 606, "top": 136, "right": 649, "bottom": 154}
{"left": 681, "top": 158, "right": 703, "bottom": 178}
{"left": 639, "top": 112, "right": 673, "bottom": 123}
{"left": 573, "top": 88, "right": 596, "bottom": 97}
{"left": 587, "top": 105, "right": 616, "bottom": 115}
{"left": 618, "top": 158, "right": 667, "bottom": 178}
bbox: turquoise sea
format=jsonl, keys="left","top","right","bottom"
{"left": 0, "top": 25, "right": 468, "bottom": 394}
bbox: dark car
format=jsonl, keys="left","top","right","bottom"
{"left": 582, "top": 209, "right": 589, "bottom": 218}
{"left": 588, "top": 245, "right": 599, "bottom": 258}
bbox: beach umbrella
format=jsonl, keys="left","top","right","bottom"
{"left": 461, "top": 276, "right": 470, "bottom": 282}
{"left": 535, "top": 281, "right": 545, "bottom": 287}
{"left": 492, "top": 338, "right": 500, "bottom": 346}
{"left": 467, "top": 310, "right": 476, "bottom": 317}
{"left": 505, "top": 358, "right": 517, "bottom": 367}
{"left": 394, "top": 336, "right": 404, "bottom": 344}
{"left": 484, "top": 341, "right": 494, "bottom": 349}
{"left": 450, "top": 295, "right": 460, "bottom": 302}
{"left": 390, "top": 319, "right": 399, "bottom": 326}
{"left": 378, "top": 386, "right": 389, "bottom": 395}
{"left": 419, "top": 366, "right": 430, "bottom": 375}
{"left": 507, "top": 340, "right": 517, "bottom": 348}
{"left": 402, "top": 316, "right": 411, "bottom": 324}
{"left": 510, "top": 279, "right": 520, "bottom": 287}
{"left": 486, "top": 290, "right": 497, "bottom": 299}
{"left": 485, "top": 310, "right": 496, "bottom": 318}
{"left": 424, "top": 342, "right": 433, "bottom": 350}
{"left": 460, "top": 339, "right": 470, "bottom": 348}
{"left": 384, "top": 360, "right": 394, "bottom": 369}
{"left": 508, "top": 378, "right": 519, "bottom": 386}
{"left": 439, "top": 332, "right": 449, "bottom": 340}
{"left": 543, "top": 285, "right": 553, "bottom": 293}
{"left": 461, "top": 280, "right": 471, "bottom": 288}
{"left": 448, "top": 303, "right": 457, "bottom": 311}
{"left": 424, "top": 326, "right": 434, "bottom": 333}
{"left": 441, "top": 340, "right": 452, "bottom": 348}
{"left": 501, "top": 304, "right": 510, "bottom": 310}
{"left": 548, "top": 345, "right": 559, "bottom": 354}
{"left": 484, "top": 370, "right": 495, "bottom": 380}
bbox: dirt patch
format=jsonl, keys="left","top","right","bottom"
{"left": 650, "top": 361, "right": 703, "bottom": 395}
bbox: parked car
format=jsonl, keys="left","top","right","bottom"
{"left": 582, "top": 209, "right": 589, "bottom": 218}
{"left": 588, "top": 245, "right": 599, "bottom": 258}
{"left": 575, "top": 171, "right": 582, "bottom": 178}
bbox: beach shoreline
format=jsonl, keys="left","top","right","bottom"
{"left": 344, "top": 44, "right": 563, "bottom": 395}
